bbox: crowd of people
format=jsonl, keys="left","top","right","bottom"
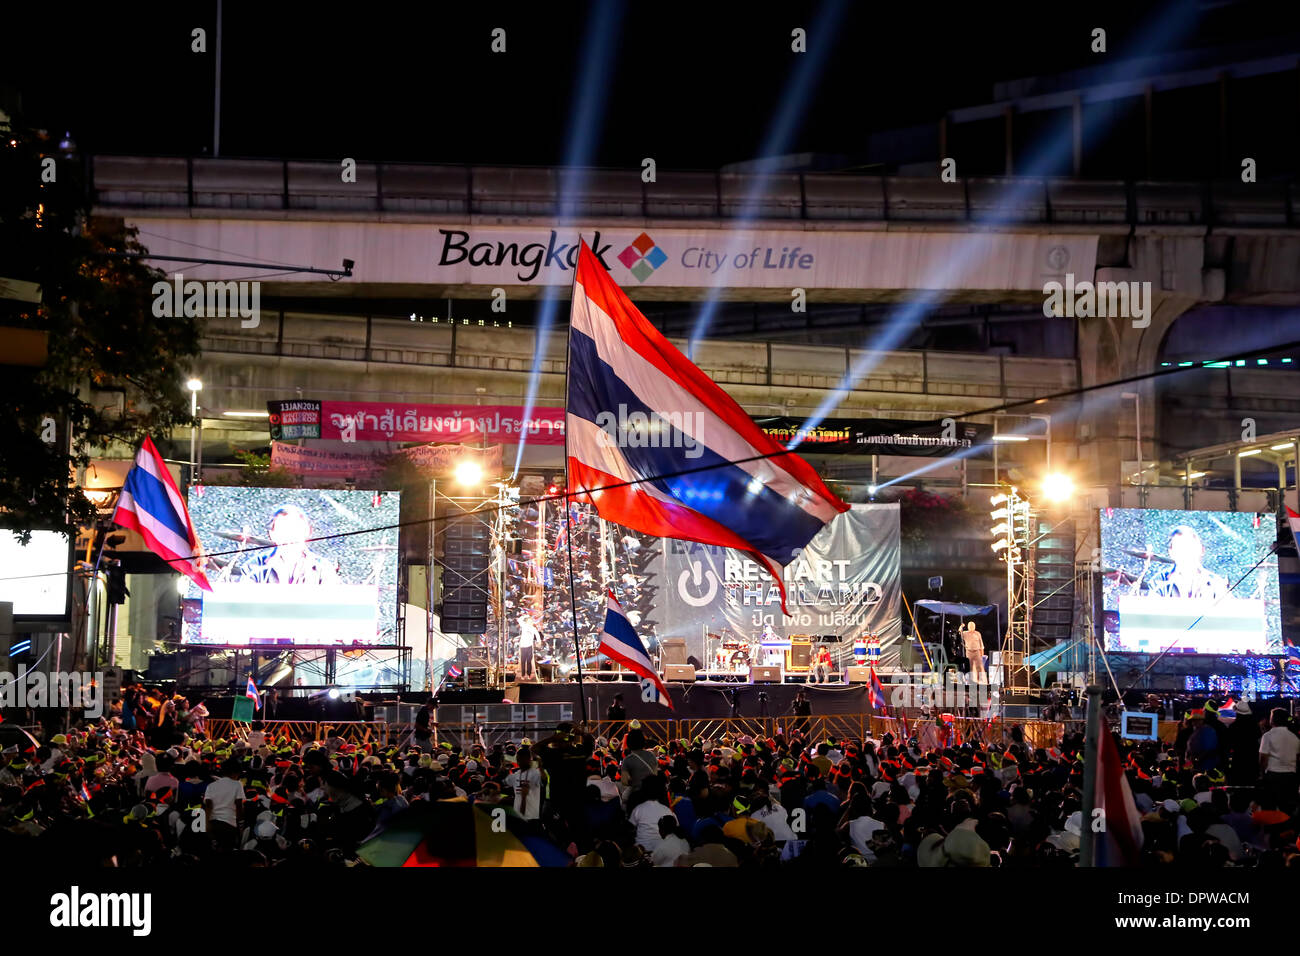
{"left": 1, "top": 691, "right": 1298, "bottom": 868}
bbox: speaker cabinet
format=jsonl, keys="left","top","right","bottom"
{"left": 786, "top": 637, "right": 812, "bottom": 671}
{"left": 751, "top": 665, "right": 782, "bottom": 683}
{"left": 664, "top": 664, "right": 696, "bottom": 682}
{"left": 661, "top": 638, "right": 688, "bottom": 666}
{"left": 846, "top": 666, "right": 873, "bottom": 684}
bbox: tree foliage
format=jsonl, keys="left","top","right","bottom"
{"left": 0, "top": 119, "right": 201, "bottom": 538}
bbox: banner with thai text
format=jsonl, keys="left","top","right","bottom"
{"left": 319, "top": 401, "right": 565, "bottom": 445}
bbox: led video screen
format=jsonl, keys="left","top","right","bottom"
{"left": 182, "top": 487, "right": 400, "bottom": 646}
{"left": 1099, "top": 507, "right": 1281, "bottom": 655}
{"left": 0, "top": 531, "right": 72, "bottom": 618}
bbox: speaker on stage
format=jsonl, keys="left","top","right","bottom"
{"left": 664, "top": 664, "right": 696, "bottom": 682}
{"left": 845, "top": 666, "right": 872, "bottom": 684}
{"left": 661, "top": 638, "right": 688, "bottom": 666}
{"left": 751, "top": 665, "right": 781, "bottom": 683}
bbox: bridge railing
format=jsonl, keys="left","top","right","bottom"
{"left": 91, "top": 155, "right": 1298, "bottom": 227}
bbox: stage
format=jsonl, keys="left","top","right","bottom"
{"left": 513, "top": 679, "right": 869, "bottom": 719}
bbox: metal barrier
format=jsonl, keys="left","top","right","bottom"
{"left": 168, "top": 715, "right": 1079, "bottom": 751}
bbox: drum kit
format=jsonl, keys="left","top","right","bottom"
{"left": 712, "top": 636, "right": 751, "bottom": 674}
{"left": 707, "top": 632, "right": 788, "bottom": 675}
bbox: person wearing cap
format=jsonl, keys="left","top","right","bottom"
{"left": 507, "top": 745, "right": 543, "bottom": 821}
{"left": 1226, "top": 699, "right": 1261, "bottom": 786}
{"left": 618, "top": 726, "right": 658, "bottom": 806}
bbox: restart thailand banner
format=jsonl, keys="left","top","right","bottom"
{"left": 320, "top": 401, "right": 565, "bottom": 444}
{"left": 646, "top": 503, "right": 902, "bottom": 668}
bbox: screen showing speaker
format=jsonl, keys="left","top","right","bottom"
{"left": 1098, "top": 507, "right": 1281, "bottom": 655}
{"left": 182, "top": 486, "right": 401, "bottom": 646}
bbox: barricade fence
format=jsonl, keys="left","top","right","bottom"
{"left": 188, "top": 715, "right": 1085, "bottom": 752}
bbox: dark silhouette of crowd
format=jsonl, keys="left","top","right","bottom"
{"left": 1, "top": 693, "right": 1297, "bottom": 868}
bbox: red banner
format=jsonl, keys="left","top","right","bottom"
{"left": 320, "top": 401, "right": 565, "bottom": 444}
{"left": 271, "top": 441, "right": 503, "bottom": 482}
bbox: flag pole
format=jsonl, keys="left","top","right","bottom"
{"left": 562, "top": 242, "right": 589, "bottom": 726}
{"left": 1079, "top": 682, "right": 1102, "bottom": 867}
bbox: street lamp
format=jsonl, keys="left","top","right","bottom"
{"left": 187, "top": 378, "right": 203, "bottom": 485}
{"left": 1121, "top": 392, "right": 1141, "bottom": 485}
{"left": 454, "top": 459, "right": 483, "bottom": 488}
{"left": 1042, "top": 472, "right": 1075, "bottom": 503}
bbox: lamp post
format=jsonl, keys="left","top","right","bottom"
{"left": 1121, "top": 392, "right": 1141, "bottom": 487}
{"left": 187, "top": 378, "right": 203, "bottom": 485}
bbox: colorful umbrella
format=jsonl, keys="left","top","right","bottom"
{"left": 357, "top": 799, "right": 539, "bottom": 867}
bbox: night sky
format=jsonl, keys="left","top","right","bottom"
{"left": 6, "top": 1, "right": 1297, "bottom": 168}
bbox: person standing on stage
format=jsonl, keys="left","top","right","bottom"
{"left": 517, "top": 611, "right": 540, "bottom": 682}
{"left": 812, "top": 645, "right": 833, "bottom": 684}
{"left": 962, "top": 621, "right": 986, "bottom": 682}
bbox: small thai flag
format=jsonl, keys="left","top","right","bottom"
{"left": 448, "top": 664, "right": 464, "bottom": 679}
{"left": 245, "top": 677, "right": 262, "bottom": 710}
{"left": 868, "top": 667, "right": 888, "bottom": 716}
{"left": 79, "top": 781, "right": 92, "bottom": 803}
{"left": 598, "top": 591, "right": 673, "bottom": 710}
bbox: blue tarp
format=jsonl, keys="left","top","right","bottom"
{"left": 914, "top": 600, "right": 996, "bottom": 618}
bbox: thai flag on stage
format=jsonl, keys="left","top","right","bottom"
{"left": 112, "top": 436, "right": 212, "bottom": 591}
{"left": 597, "top": 591, "right": 673, "bottom": 710}
{"left": 245, "top": 677, "right": 262, "bottom": 710}
{"left": 566, "top": 240, "right": 848, "bottom": 613}
{"left": 867, "top": 666, "right": 888, "bottom": 716}
{"left": 1094, "top": 731, "right": 1144, "bottom": 866}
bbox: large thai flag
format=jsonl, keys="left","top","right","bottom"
{"left": 1287, "top": 506, "right": 1300, "bottom": 546}
{"left": 1094, "top": 731, "right": 1144, "bottom": 866}
{"left": 566, "top": 240, "right": 848, "bottom": 612}
{"left": 245, "top": 677, "right": 262, "bottom": 710}
{"left": 112, "top": 436, "right": 212, "bottom": 591}
{"left": 597, "top": 591, "right": 673, "bottom": 710}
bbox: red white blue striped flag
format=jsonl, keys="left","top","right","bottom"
{"left": 597, "top": 591, "right": 672, "bottom": 710}
{"left": 566, "top": 240, "right": 847, "bottom": 613}
{"left": 112, "top": 436, "right": 211, "bottom": 591}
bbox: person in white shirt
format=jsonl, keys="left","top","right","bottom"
{"left": 1259, "top": 708, "right": 1300, "bottom": 805}
{"left": 628, "top": 778, "right": 674, "bottom": 852}
{"left": 204, "top": 759, "right": 246, "bottom": 849}
{"left": 517, "top": 612, "right": 540, "bottom": 681}
{"left": 749, "top": 788, "right": 795, "bottom": 841}
{"left": 506, "top": 746, "right": 543, "bottom": 820}
{"left": 651, "top": 816, "right": 691, "bottom": 866}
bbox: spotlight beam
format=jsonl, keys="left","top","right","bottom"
{"left": 687, "top": 0, "right": 850, "bottom": 355}
{"left": 513, "top": 0, "right": 628, "bottom": 478}
{"left": 793, "top": 1, "right": 1204, "bottom": 443}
